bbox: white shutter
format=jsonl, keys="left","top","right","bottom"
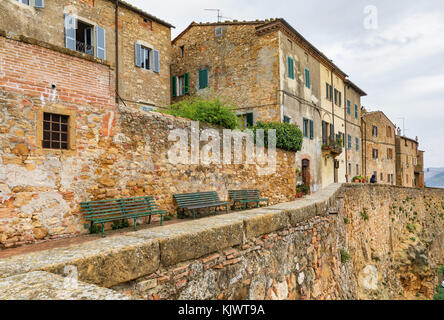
{"left": 64, "top": 14, "right": 76, "bottom": 51}
{"left": 135, "top": 43, "right": 142, "bottom": 67}
{"left": 153, "top": 49, "right": 159, "bottom": 73}
{"left": 95, "top": 26, "right": 106, "bottom": 60}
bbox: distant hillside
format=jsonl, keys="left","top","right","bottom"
{"left": 425, "top": 168, "right": 444, "bottom": 188}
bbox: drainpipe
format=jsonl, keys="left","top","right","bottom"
{"left": 115, "top": 0, "right": 119, "bottom": 104}
{"left": 362, "top": 117, "right": 367, "bottom": 178}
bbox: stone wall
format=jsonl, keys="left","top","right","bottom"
{"left": 0, "top": 34, "right": 299, "bottom": 248}
{"left": 1, "top": 184, "right": 442, "bottom": 300}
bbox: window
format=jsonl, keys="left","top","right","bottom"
{"left": 355, "top": 104, "right": 358, "bottom": 119}
{"left": 338, "top": 91, "right": 342, "bottom": 107}
{"left": 387, "top": 126, "right": 392, "bottom": 138}
{"left": 387, "top": 148, "right": 393, "bottom": 159}
{"left": 388, "top": 174, "right": 391, "bottom": 183}
{"left": 64, "top": 15, "right": 105, "bottom": 59}
{"left": 239, "top": 113, "right": 254, "bottom": 130}
{"left": 215, "top": 27, "right": 223, "bottom": 37}
{"left": 347, "top": 100, "right": 351, "bottom": 115}
{"left": 309, "top": 120, "right": 314, "bottom": 140}
{"left": 172, "top": 73, "right": 189, "bottom": 97}
{"left": 380, "top": 173, "right": 383, "bottom": 182}
{"left": 347, "top": 134, "right": 352, "bottom": 149}
{"left": 355, "top": 137, "right": 359, "bottom": 151}
{"left": 42, "top": 113, "right": 69, "bottom": 150}
{"left": 334, "top": 89, "right": 338, "bottom": 105}
{"left": 17, "top": 0, "right": 43, "bottom": 6}
{"left": 326, "top": 83, "right": 333, "bottom": 101}
{"left": 303, "top": 118, "right": 309, "bottom": 138}
{"left": 304, "top": 68, "right": 310, "bottom": 88}
{"left": 372, "top": 126, "right": 378, "bottom": 137}
{"left": 372, "top": 148, "right": 379, "bottom": 159}
{"left": 180, "top": 46, "right": 185, "bottom": 58}
{"left": 135, "top": 44, "right": 159, "bottom": 72}
{"left": 356, "top": 164, "right": 359, "bottom": 176}
{"left": 283, "top": 116, "right": 291, "bottom": 124}
{"left": 287, "top": 57, "right": 295, "bottom": 79}
{"left": 199, "top": 69, "right": 208, "bottom": 89}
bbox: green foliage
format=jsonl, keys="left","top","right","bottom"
{"left": 162, "top": 97, "right": 239, "bottom": 129}
{"left": 89, "top": 224, "right": 102, "bottom": 234}
{"left": 361, "top": 208, "right": 369, "bottom": 221}
{"left": 435, "top": 286, "right": 444, "bottom": 300}
{"left": 340, "top": 249, "right": 351, "bottom": 264}
{"left": 112, "top": 219, "right": 130, "bottom": 230}
{"left": 296, "top": 184, "right": 310, "bottom": 195}
{"left": 344, "top": 217, "right": 349, "bottom": 225}
{"left": 163, "top": 214, "right": 173, "bottom": 222}
{"left": 407, "top": 223, "right": 416, "bottom": 233}
{"left": 251, "top": 121, "right": 303, "bottom": 152}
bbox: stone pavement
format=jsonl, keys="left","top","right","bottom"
{"left": 0, "top": 184, "right": 341, "bottom": 300}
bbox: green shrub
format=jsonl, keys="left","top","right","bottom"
{"left": 112, "top": 219, "right": 130, "bottom": 230}
{"left": 435, "top": 286, "right": 444, "bottom": 300}
{"left": 361, "top": 208, "right": 369, "bottom": 221}
{"left": 340, "top": 249, "right": 351, "bottom": 264}
{"left": 407, "top": 223, "right": 416, "bottom": 233}
{"left": 89, "top": 224, "right": 102, "bottom": 234}
{"left": 162, "top": 97, "right": 239, "bottom": 129}
{"left": 296, "top": 184, "right": 310, "bottom": 195}
{"left": 251, "top": 121, "right": 303, "bottom": 152}
{"left": 344, "top": 217, "right": 349, "bottom": 225}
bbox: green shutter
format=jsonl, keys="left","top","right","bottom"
{"left": 330, "top": 124, "right": 334, "bottom": 141}
{"left": 246, "top": 113, "right": 254, "bottom": 127}
{"left": 288, "top": 57, "right": 294, "bottom": 79}
{"left": 355, "top": 104, "right": 358, "bottom": 118}
{"left": 172, "top": 76, "right": 176, "bottom": 97}
{"left": 310, "top": 120, "right": 314, "bottom": 140}
{"left": 184, "top": 73, "right": 189, "bottom": 94}
{"left": 305, "top": 69, "right": 310, "bottom": 88}
{"left": 199, "top": 69, "right": 208, "bottom": 89}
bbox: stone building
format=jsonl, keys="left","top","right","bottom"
{"left": 395, "top": 133, "right": 424, "bottom": 188}
{"left": 0, "top": 0, "right": 173, "bottom": 109}
{"left": 171, "top": 18, "right": 365, "bottom": 192}
{"left": 361, "top": 110, "right": 396, "bottom": 184}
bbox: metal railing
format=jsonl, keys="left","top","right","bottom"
{"left": 76, "top": 41, "right": 94, "bottom": 56}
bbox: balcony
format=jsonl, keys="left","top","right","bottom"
{"left": 322, "top": 138, "right": 343, "bottom": 158}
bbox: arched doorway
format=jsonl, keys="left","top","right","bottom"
{"left": 302, "top": 159, "right": 310, "bottom": 187}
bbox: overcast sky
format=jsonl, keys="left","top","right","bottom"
{"left": 127, "top": 0, "right": 444, "bottom": 168}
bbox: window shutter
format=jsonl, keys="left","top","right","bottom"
{"left": 330, "top": 85, "right": 333, "bottom": 101}
{"left": 135, "top": 43, "right": 142, "bottom": 67}
{"left": 288, "top": 57, "right": 294, "bottom": 79}
{"left": 95, "top": 26, "right": 106, "bottom": 60}
{"left": 153, "top": 49, "right": 160, "bottom": 73}
{"left": 339, "top": 92, "right": 342, "bottom": 106}
{"left": 246, "top": 113, "right": 254, "bottom": 127}
{"left": 326, "top": 83, "right": 329, "bottom": 99}
{"left": 305, "top": 69, "right": 310, "bottom": 88}
{"left": 330, "top": 124, "right": 334, "bottom": 141}
{"left": 199, "top": 69, "right": 208, "bottom": 89}
{"left": 64, "top": 15, "right": 76, "bottom": 51}
{"left": 172, "top": 76, "right": 177, "bottom": 97}
{"left": 184, "top": 73, "right": 189, "bottom": 94}
{"left": 34, "top": 0, "right": 44, "bottom": 8}
{"left": 303, "top": 118, "right": 307, "bottom": 137}
{"left": 310, "top": 120, "right": 314, "bottom": 140}
{"left": 355, "top": 104, "right": 358, "bottom": 118}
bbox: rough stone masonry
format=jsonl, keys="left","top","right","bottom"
{"left": 0, "top": 184, "right": 442, "bottom": 300}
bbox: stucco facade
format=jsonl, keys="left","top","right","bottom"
{"left": 361, "top": 111, "right": 396, "bottom": 184}
{"left": 0, "top": 0, "right": 173, "bottom": 109}
{"left": 395, "top": 134, "right": 423, "bottom": 188}
{"left": 171, "top": 19, "right": 366, "bottom": 193}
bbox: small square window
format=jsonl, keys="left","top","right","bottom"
{"left": 42, "top": 113, "right": 69, "bottom": 150}
{"left": 215, "top": 27, "right": 223, "bottom": 37}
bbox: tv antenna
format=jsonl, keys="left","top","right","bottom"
{"left": 204, "top": 9, "right": 231, "bottom": 22}
{"left": 397, "top": 117, "right": 408, "bottom": 136}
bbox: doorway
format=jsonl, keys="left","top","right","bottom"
{"left": 302, "top": 159, "right": 310, "bottom": 187}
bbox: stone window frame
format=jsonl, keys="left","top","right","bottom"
{"left": 36, "top": 105, "right": 77, "bottom": 156}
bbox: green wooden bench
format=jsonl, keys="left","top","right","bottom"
{"left": 174, "top": 192, "right": 230, "bottom": 219}
{"left": 80, "top": 196, "right": 166, "bottom": 237}
{"left": 229, "top": 190, "right": 270, "bottom": 210}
